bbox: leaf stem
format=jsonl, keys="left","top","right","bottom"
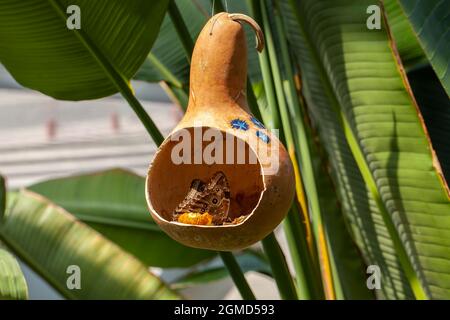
{"left": 168, "top": 0, "right": 194, "bottom": 63}
{"left": 246, "top": 79, "right": 264, "bottom": 121}
{"left": 261, "top": 233, "right": 298, "bottom": 300}
{"left": 219, "top": 252, "right": 256, "bottom": 300}
{"left": 284, "top": 205, "right": 324, "bottom": 299}
{"left": 120, "top": 86, "right": 164, "bottom": 146}
{"left": 212, "top": 0, "right": 225, "bottom": 14}
{"left": 271, "top": 0, "right": 335, "bottom": 299}
{"left": 248, "top": 0, "right": 282, "bottom": 131}
{"left": 253, "top": 0, "right": 328, "bottom": 299}
{"left": 147, "top": 53, "right": 185, "bottom": 89}
{"left": 248, "top": 0, "right": 319, "bottom": 299}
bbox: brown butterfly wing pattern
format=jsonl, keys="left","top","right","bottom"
{"left": 173, "top": 171, "right": 231, "bottom": 225}
{"left": 203, "top": 171, "right": 231, "bottom": 224}
{"left": 174, "top": 179, "right": 206, "bottom": 216}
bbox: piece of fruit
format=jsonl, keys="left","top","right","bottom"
{"left": 177, "top": 212, "right": 213, "bottom": 226}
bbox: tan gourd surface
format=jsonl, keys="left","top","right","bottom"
{"left": 146, "top": 13, "right": 295, "bottom": 251}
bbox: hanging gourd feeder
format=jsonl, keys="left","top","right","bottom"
{"left": 146, "top": 12, "right": 294, "bottom": 251}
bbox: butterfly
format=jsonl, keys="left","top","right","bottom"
{"left": 173, "top": 171, "right": 231, "bottom": 225}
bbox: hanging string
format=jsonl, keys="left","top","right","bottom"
{"left": 211, "top": 0, "right": 229, "bottom": 16}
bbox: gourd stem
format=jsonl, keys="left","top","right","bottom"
{"left": 261, "top": 233, "right": 298, "bottom": 300}
{"left": 168, "top": 0, "right": 194, "bottom": 63}
{"left": 228, "top": 14, "right": 265, "bottom": 52}
{"left": 219, "top": 252, "right": 256, "bottom": 300}
{"left": 121, "top": 86, "right": 164, "bottom": 146}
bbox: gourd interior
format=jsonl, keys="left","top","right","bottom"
{"left": 147, "top": 127, "right": 265, "bottom": 224}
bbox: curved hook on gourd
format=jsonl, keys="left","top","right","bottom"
{"left": 228, "top": 13, "right": 265, "bottom": 52}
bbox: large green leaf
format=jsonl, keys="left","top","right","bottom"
{"left": 0, "top": 177, "right": 28, "bottom": 300}
{"left": 0, "top": 190, "right": 179, "bottom": 299}
{"left": 383, "top": 0, "right": 426, "bottom": 69}
{"left": 283, "top": 0, "right": 450, "bottom": 299}
{"left": 0, "top": 0, "right": 169, "bottom": 100}
{"left": 28, "top": 169, "right": 215, "bottom": 268}
{"left": 0, "top": 245, "right": 28, "bottom": 300}
{"left": 398, "top": 0, "right": 450, "bottom": 96}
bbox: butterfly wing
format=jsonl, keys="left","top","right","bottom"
{"left": 201, "top": 171, "right": 231, "bottom": 224}
{"left": 174, "top": 179, "right": 206, "bottom": 216}
{"left": 173, "top": 172, "right": 231, "bottom": 225}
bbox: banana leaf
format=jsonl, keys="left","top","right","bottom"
{"left": 0, "top": 0, "right": 169, "bottom": 100}
{"left": 0, "top": 246, "right": 28, "bottom": 300}
{"left": 0, "top": 177, "right": 28, "bottom": 300}
{"left": 28, "top": 169, "right": 215, "bottom": 268}
{"left": 0, "top": 190, "right": 180, "bottom": 299}
{"left": 398, "top": 0, "right": 450, "bottom": 96}
{"left": 282, "top": 0, "right": 450, "bottom": 299}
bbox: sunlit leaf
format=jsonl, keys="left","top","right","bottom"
{"left": 0, "top": 0, "right": 169, "bottom": 100}
{"left": 282, "top": 0, "right": 450, "bottom": 299}
{"left": 0, "top": 191, "right": 180, "bottom": 299}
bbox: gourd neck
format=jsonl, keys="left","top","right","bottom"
{"left": 187, "top": 13, "right": 263, "bottom": 111}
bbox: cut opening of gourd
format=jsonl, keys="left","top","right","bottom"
{"left": 147, "top": 127, "right": 265, "bottom": 227}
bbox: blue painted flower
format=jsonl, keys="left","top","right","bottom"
{"left": 251, "top": 116, "right": 265, "bottom": 129}
{"left": 256, "top": 130, "right": 270, "bottom": 143}
{"left": 230, "top": 118, "right": 249, "bottom": 131}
